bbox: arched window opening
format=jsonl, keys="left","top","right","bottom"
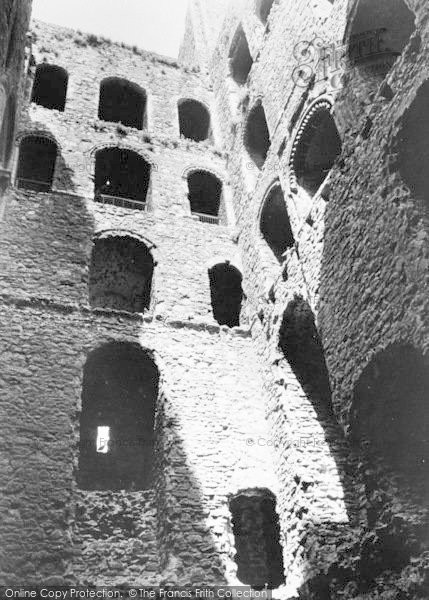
{"left": 292, "top": 104, "right": 341, "bottom": 197}
{"left": 209, "top": 263, "right": 243, "bottom": 328}
{"left": 279, "top": 295, "right": 331, "bottom": 402}
{"left": 347, "top": 0, "right": 415, "bottom": 79}
{"left": 245, "top": 102, "right": 271, "bottom": 169}
{"left": 257, "top": 0, "right": 275, "bottom": 23}
{"left": 0, "top": 95, "right": 16, "bottom": 168}
{"left": 398, "top": 80, "right": 429, "bottom": 212}
{"left": 98, "top": 77, "right": 147, "bottom": 130}
{"left": 78, "top": 343, "right": 159, "bottom": 491}
{"left": 351, "top": 345, "right": 429, "bottom": 485}
{"left": 94, "top": 148, "right": 151, "bottom": 210}
{"left": 260, "top": 185, "right": 294, "bottom": 262}
{"left": 229, "top": 489, "right": 285, "bottom": 589}
{"left": 229, "top": 26, "right": 253, "bottom": 85}
{"left": 178, "top": 99, "right": 211, "bottom": 142}
{"left": 31, "top": 64, "right": 69, "bottom": 111}
{"left": 89, "top": 235, "right": 154, "bottom": 313}
{"left": 187, "top": 171, "right": 222, "bottom": 224}
{"left": 17, "top": 136, "right": 57, "bottom": 191}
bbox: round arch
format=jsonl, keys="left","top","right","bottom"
{"left": 289, "top": 98, "right": 341, "bottom": 198}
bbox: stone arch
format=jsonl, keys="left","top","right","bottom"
{"left": 94, "top": 147, "right": 151, "bottom": 209}
{"left": 245, "top": 101, "right": 271, "bottom": 170}
{"left": 208, "top": 262, "right": 243, "bottom": 328}
{"left": 290, "top": 99, "right": 341, "bottom": 198}
{"left": 16, "top": 135, "right": 57, "bottom": 191}
{"left": 346, "top": 0, "right": 415, "bottom": 79}
{"left": 349, "top": 344, "right": 429, "bottom": 583}
{"left": 350, "top": 344, "right": 429, "bottom": 483}
{"left": 78, "top": 341, "right": 159, "bottom": 491}
{"left": 89, "top": 232, "right": 155, "bottom": 313}
{"left": 260, "top": 182, "right": 294, "bottom": 262}
{"left": 0, "top": 93, "right": 15, "bottom": 168}
{"left": 187, "top": 169, "right": 223, "bottom": 223}
{"left": 98, "top": 77, "right": 147, "bottom": 130}
{"left": 397, "top": 79, "right": 429, "bottom": 212}
{"left": 229, "top": 25, "right": 253, "bottom": 85}
{"left": 178, "top": 98, "right": 211, "bottom": 142}
{"left": 31, "top": 64, "right": 69, "bottom": 111}
{"left": 229, "top": 488, "right": 285, "bottom": 588}
{"left": 279, "top": 294, "right": 332, "bottom": 402}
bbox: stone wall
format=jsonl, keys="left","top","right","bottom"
{"left": 1, "top": 0, "right": 429, "bottom": 597}
{"left": 208, "top": 0, "right": 429, "bottom": 597}
{"left": 0, "top": 0, "right": 32, "bottom": 182}
{"left": 0, "top": 15, "right": 283, "bottom": 589}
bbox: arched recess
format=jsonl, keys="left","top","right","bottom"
{"left": 349, "top": 344, "right": 429, "bottom": 580}
{"left": 208, "top": 262, "right": 243, "bottom": 328}
{"left": 290, "top": 100, "right": 341, "bottom": 198}
{"left": 256, "top": 0, "right": 275, "bottom": 23}
{"left": 78, "top": 342, "right": 159, "bottom": 491}
{"left": 351, "top": 345, "right": 429, "bottom": 486}
{"left": 16, "top": 135, "right": 57, "bottom": 191}
{"left": 229, "top": 489, "right": 285, "bottom": 588}
{"left": 346, "top": 0, "right": 415, "bottom": 79}
{"left": 260, "top": 183, "right": 294, "bottom": 262}
{"left": 98, "top": 77, "right": 147, "bottom": 130}
{"left": 187, "top": 170, "right": 223, "bottom": 224}
{"left": 245, "top": 101, "right": 271, "bottom": 169}
{"left": 229, "top": 26, "right": 253, "bottom": 85}
{"left": 178, "top": 99, "right": 211, "bottom": 142}
{"left": 0, "top": 94, "right": 16, "bottom": 168}
{"left": 31, "top": 64, "right": 69, "bottom": 111}
{"left": 279, "top": 295, "right": 332, "bottom": 402}
{"left": 398, "top": 80, "right": 429, "bottom": 212}
{"left": 94, "top": 147, "right": 151, "bottom": 209}
{"left": 89, "top": 233, "right": 155, "bottom": 313}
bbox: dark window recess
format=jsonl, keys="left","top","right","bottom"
{"left": 279, "top": 295, "right": 332, "bottom": 402}
{"left": 89, "top": 236, "right": 154, "bottom": 313}
{"left": 257, "top": 0, "right": 275, "bottom": 23}
{"left": 260, "top": 185, "right": 294, "bottom": 262}
{"left": 98, "top": 77, "right": 147, "bottom": 130}
{"left": 188, "top": 171, "right": 222, "bottom": 217}
{"left": 229, "top": 489, "right": 285, "bottom": 589}
{"left": 293, "top": 108, "right": 341, "bottom": 197}
{"left": 245, "top": 102, "right": 271, "bottom": 169}
{"left": 351, "top": 345, "right": 429, "bottom": 483}
{"left": 0, "top": 95, "right": 15, "bottom": 168}
{"left": 78, "top": 342, "right": 159, "bottom": 491}
{"left": 398, "top": 80, "right": 429, "bottom": 212}
{"left": 229, "top": 26, "right": 253, "bottom": 85}
{"left": 94, "top": 147, "right": 151, "bottom": 205}
{"left": 17, "top": 136, "right": 57, "bottom": 191}
{"left": 209, "top": 263, "right": 243, "bottom": 328}
{"left": 347, "top": 0, "right": 415, "bottom": 78}
{"left": 31, "top": 64, "right": 69, "bottom": 111}
{"left": 178, "top": 99, "right": 211, "bottom": 142}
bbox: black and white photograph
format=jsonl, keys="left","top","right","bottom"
{"left": 0, "top": 0, "right": 428, "bottom": 598}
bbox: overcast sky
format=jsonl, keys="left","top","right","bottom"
{"left": 31, "top": 0, "right": 189, "bottom": 58}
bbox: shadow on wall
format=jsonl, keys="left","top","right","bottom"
{"left": 279, "top": 294, "right": 359, "bottom": 514}
{"left": 278, "top": 295, "right": 361, "bottom": 598}
{"left": 312, "top": 27, "right": 429, "bottom": 594}
{"left": 73, "top": 341, "right": 228, "bottom": 585}
{"left": 155, "top": 393, "right": 228, "bottom": 585}
{"left": 0, "top": 195, "right": 95, "bottom": 583}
